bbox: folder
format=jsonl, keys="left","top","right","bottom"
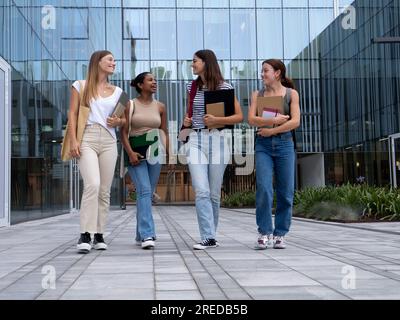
{"left": 110, "top": 91, "right": 129, "bottom": 117}
{"left": 206, "top": 102, "right": 225, "bottom": 129}
{"left": 204, "top": 89, "right": 235, "bottom": 129}
{"left": 257, "top": 96, "right": 284, "bottom": 119}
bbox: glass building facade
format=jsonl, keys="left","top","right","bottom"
{"left": 291, "top": 0, "right": 400, "bottom": 187}
{"left": 1, "top": 0, "right": 358, "bottom": 224}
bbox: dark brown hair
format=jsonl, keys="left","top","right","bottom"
{"left": 263, "top": 59, "right": 295, "bottom": 89}
{"left": 194, "top": 49, "right": 224, "bottom": 91}
{"left": 130, "top": 72, "right": 152, "bottom": 94}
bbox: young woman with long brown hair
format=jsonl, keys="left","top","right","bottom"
{"left": 248, "top": 59, "right": 300, "bottom": 250}
{"left": 182, "top": 49, "right": 243, "bottom": 250}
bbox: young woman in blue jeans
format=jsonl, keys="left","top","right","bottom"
{"left": 248, "top": 59, "right": 300, "bottom": 250}
{"left": 182, "top": 49, "right": 243, "bottom": 250}
{"left": 121, "top": 72, "right": 168, "bottom": 249}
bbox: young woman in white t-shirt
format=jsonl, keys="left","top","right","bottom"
{"left": 67, "top": 50, "right": 126, "bottom": 253}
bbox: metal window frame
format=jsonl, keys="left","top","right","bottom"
{"left": 0, "top": 57, "right": 11, "bottom": 227}
{"left": 389, "top": 133, "right": 400, "bottom": 188}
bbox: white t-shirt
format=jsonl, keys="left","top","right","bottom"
{"left": 72, "top": 80, "right": 123, "bottom": 139}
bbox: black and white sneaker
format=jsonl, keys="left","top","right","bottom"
{"left": 93, "top": 233, "right": 107, "bottom": 250}
{"left": 193, "top": 238, "right": 218, "bottom": 250}
{"left": 142, "top": 237, "right": 155, "bottom": 249}
{"left": 77, "top": 232, "right": 92, "bottom": 253}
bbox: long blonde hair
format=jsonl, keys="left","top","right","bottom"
{"left": 82, "top": 50, "right": 113, "bottom": 106}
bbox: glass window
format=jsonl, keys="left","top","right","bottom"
{"left": 123, "top": 61, "right": 150, "bottom": 81}
{"left": 257, "top": 9, "right": 283, "bottom": 59}
{"left": 106, "top": 0, "right": 121, "bottom": 7}
{"left": 123, "top": 39, "right": 149, "bottom": 60}
{"left": 150, "top": 61, "right": 177, "bottom": 80}
{"left": 204, "top": 9, "right": 230, "bottom": 59}
{"left": 256, "top": 0, "right": 281, "bottom": 7}
{"left": 230, "top": 0, "right": 255, "bottom": 7}
{"left": 177, "top": 0, "right": 202, "bottom": 7}
{"left": 231, "top": 9, "right": 256, "bottom": 60}
{"left": 62, "top": 9, "right": 88, "bottom": 39}
{"left": 203, "top": 0, "right": 229, "bottom": 8}
{"left": 283, "top": 9, "right": 309, "bottom": 60}
{"left": 124, "top": 9, "right": 149, "bottom": 39}
{"left": 177, "top": 9, "right": 203, "bottom": 60}
{"left": 150, "top": 9, "right": 177, "bottom": 60}
{"left": 123, "top": 0, "right": 148, "bottom": 7}
{"left": 309, "top": 0, "right": 333, "bottom": 7}
{"left": 106, "top": 8, "right": 123, "bottom": 59}
{"left": 150, "top": 0, "right": 175, "bottom": 7}
{"left": 309, "top": 9, "right": 334, "bottom": 41}
{"left": 282, "top": 0, "right": 308, "bottom": 7}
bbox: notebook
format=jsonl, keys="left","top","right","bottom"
{"left": 110, "top": 91, "right": 129, "bottom": 117}
{"left": 204, "top": 89, "right": 235, "bottom": 129}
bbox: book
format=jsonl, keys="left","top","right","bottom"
{"left": 110, "top": 91, "right": 129, "bottom": 117}
{"left": 257, "top": 95, "right": 284, "bottom": 117}
{"left": 205, "top": 102, "right": 225, "bottom": 129}
{"left": 204, "top": 89, "right": 235, "bottom": 129}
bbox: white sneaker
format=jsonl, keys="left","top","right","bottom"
{"left": 141, "top": 238, "right": 155, "bottom": 249}
{"left": 273, "top": 236, "right": 286, "bottom": 249}
{"left": 254, "top": 234, "right": 273, "bottom": 250}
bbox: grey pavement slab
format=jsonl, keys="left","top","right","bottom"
{"left": 0, "top": 206, "right": 399, "bottom": 300}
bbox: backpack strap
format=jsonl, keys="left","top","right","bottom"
{"left": 127, "top": 98, "right": 136, "bottom": 136}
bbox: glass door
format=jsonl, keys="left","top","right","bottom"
{"left": 389, "top": 133, "right": 400, "bottom": 188}
{"left": 0, "top": 57, "right": 11, "bottom": 227}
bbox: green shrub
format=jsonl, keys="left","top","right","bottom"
{"left": 224, "top": 184, "right": 400, "bottom": 221}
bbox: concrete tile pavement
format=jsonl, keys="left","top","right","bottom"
{"left": 0, "top": 206, "right": 399, "bottom": 300}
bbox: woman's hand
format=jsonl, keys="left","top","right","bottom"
{"left": 272, "top": 114, "right": 290, "bottom": 126}
{"left": 129, "top": 152, "right": 143, "bottom": 166}
{"left": 183, "top": 115, "right": 192, "bottom": 127}
{"left": 203, "top": 114, "right": 219, "bottom": 127}
{"left": 107, "top": 115, "right": 122, "bottom": 128}
{"left": 69, "top": 139, "right": 81, "bottom": 158}
{"left": 257, "top": 128, "right": 275, "bottom": 137}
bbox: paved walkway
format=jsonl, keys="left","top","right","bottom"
{"left": 0, "top": 206, "right": 399, "bottom": 300}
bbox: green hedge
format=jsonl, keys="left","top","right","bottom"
{"left": 222, "top": 184, "right": 400, "bottom": 221}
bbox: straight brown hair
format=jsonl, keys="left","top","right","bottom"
{"left": 82, "top": 50, "right": 113, "bottom": 106}
{"left": 263, "top": 59, "right": 295, "bottom": 89}
{"left": 194, "top": 49, "right": 224, "bottom": 91}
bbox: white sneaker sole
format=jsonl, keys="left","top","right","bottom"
{"left": 142, "top": 241, "right": 155, "bottom": 249}
{"left": 193, "top": 244, "right": 217, "bottom": 250}
{"left": 77, "top": 243, "right": 91, "bottom": 253}
{"left": 254, "top": 243, "right": 267, "bottom": 250}
{"left": 93, "top": 243, "right": 108, "bottom": 250}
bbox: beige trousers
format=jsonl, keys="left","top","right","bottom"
{"left": 78, "top": 124, "right": 118, "bottom": 234}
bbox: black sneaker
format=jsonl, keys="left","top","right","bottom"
{"left": 77, "top": 232, "right": 92, "bottom": 253}
{"left": 93, "top": 233, "right": 108, "bottom": 250}
{"left": 193, "top": 238, "right": 217, "bottom": 250}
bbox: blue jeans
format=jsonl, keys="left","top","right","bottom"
{"left": 128, "top": 160, "right": 161, "bottom": 241}
{"left": 255, "top": 131, "right": 295, "bottom": 237}
{"left": 186, "top": 130, "right": 231, "bottom": 240}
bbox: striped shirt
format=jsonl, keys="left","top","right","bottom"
{"left": 187, "top": 81, "right": 233, "bottom": 129}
